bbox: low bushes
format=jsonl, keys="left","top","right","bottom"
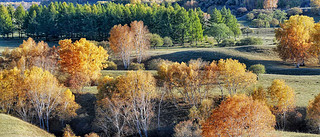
{"left": 218, "top": 39, "right": 236, "bottom": 47}
{"left": 237, "top": 37, "right": 263, "bottom": 46}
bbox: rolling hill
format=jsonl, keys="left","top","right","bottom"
{"left": 0, "top": 114, "right": 54, "bottom": 137}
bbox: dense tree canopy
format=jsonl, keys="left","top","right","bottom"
{"left": 0, "top": 2, "right": 205, "bottom": 44}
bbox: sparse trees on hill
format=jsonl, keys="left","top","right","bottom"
{"left": 201, "top": 94, "right": 276, "bottom": 137}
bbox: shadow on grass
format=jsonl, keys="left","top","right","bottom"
{"left": 147, "top": 50, "right": 320, "bottom": 75}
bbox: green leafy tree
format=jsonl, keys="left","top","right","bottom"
{"left": 0, "top": 5, "right": 13, "bottom": 38}
{"left": 150, "top": 33, "right": 163, "bottom": 49}
{"left": 189, "top": 9, "right": 203, "bottom": 45}
{"left": 163, "top": 36, "right": 173, "bottom": 48}
{"left": 14, "top": 4, "right": 26, "bottom": 38}
{"left": 206, "top": 23, "right": 233, "bottom": 44}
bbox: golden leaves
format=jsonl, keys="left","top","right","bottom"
{"left": 268, "top": 79, "right": 295, "bottom": 114}
{"left": 58, "top": 38, "right": 109, "bottom": 81}
{"left": 275, "top": 15, "right": 317, "bottom": 66}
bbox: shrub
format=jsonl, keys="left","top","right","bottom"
{"left": 129, "top": 63, "right": 145, "bottom": 70}
{"left": 246, "top": 13, "right": 255, "bottom": 20}
{"left": 237, "top": 37, "right": 263, "bottom": 46}
{"left": 287, "top": 7, "right": 302, "bottom": 16}
{"left": 147, "top": 58, "right": 173, "bottom": 70}
{"left": 251, "top": 19, "right": 266, "bottom": 28}
{"left": 149, "top": 33, "right": 163, "bottom": 48}
{"left": 219, "top": 39, "right": 236, "bottom": 47}
{"left": 105, "top": 61, "right": 117, "bottom": 70}
{"left": 173, "top": 120, "right": 202, "bottom": 137}
{"left": 163, "top": 36, "right": 173, "bottom": 47}
{"left": 249, "top": 64, "right": 266, "bottom": 75}
{"left": 270, "top": 18, "right": 280, "bottom": 27}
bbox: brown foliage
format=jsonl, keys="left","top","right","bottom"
{"left": 109, "top": 24, "right": 134, "bottom": 69}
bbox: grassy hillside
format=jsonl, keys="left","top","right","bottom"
{"left": 277, "top": 131, "right": 320, "bottom": 137}
{"left": 0, "top": 114, "right": 54, "bottom": 137}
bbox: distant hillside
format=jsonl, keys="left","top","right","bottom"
{"left": 0, "top": 114, "right": 55, "bottom": 137}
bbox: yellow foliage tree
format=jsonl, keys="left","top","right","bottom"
{"left": 307, "top": 93, "right": 320, "bottom": 132}
{"left": 58, "top": 89, "right": 80, "bottom": 121}
{"left": 267, "top": 79, "right": 295, "bottom": 129}
{"left": 275, "top": 15, "right": 317, "bottom": 67}
{"left": 251, "top": 86, "right": 267, "bottom": 103}
{"left": 217, "top": 58, "right": 257, "bottom": 96}
{"left": 157, "top": 59, "right": 211, "bottom": 106}
{"left": 1, "top": 37, "right": 58, "bottom": 72}
{"left": 202, "top": 94, "right": 275, "bottom": 137}
{"left": 58, "top": 38, "right": 108, "bottom": 90}
{"left": 0, "top": 67, "right": 80, "bottom": 131}
{"left": 0, "top": 67, "right": 24, "bottom": 114}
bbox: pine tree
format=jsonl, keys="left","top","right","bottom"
{"left": 14, "top": 4, "right": 26, "bottom": 38}
{"left": 0, "top": 5, "right": 13, "bottom": 38}
{"left": 210, "top": 8, "right": 223, "bottom": 24}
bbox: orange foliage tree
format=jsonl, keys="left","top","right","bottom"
{"left": 307, "top": 93, "right": 320, "bottom": 132}
{"left": 58, "top": 38, "right": 108, "bottom": 90}
{"left": 130, "top": 21, "right": 150, "bottom": 63}
{"left": 202, "top": 94, "right": 275, "bottom": 137}
{"left": 275, "top": 15, "right": 317, "bottom": 68}
{"left": 109, "top": 24, "right": 134, "bottom": 69}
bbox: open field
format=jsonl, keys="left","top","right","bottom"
{"left": 0, "top": 114, "right": 54, "bottom": 137}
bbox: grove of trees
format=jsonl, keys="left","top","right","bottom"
{"left": 0, "top": 2, "right": 205, "bottom": 44}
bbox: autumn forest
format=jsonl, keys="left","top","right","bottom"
{"left": 1, "top": 0, "right": 320, "bottom": 137}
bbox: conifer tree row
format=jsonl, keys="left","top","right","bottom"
{"left": 0, "top": 2, "right": 208, "bottom": 43}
